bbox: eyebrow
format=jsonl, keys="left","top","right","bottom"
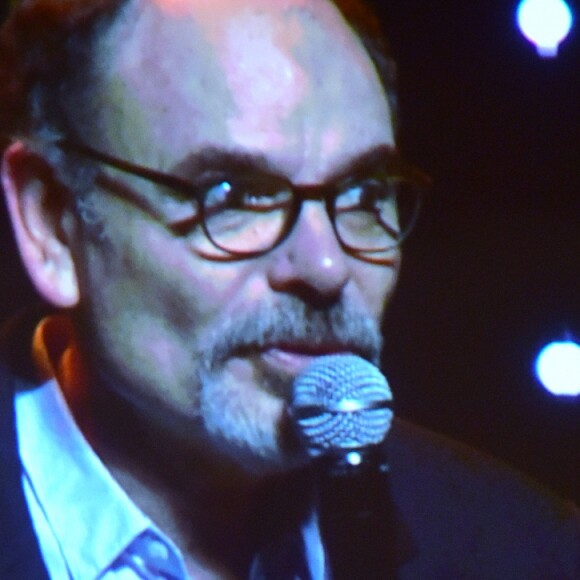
{"left": 171, "top": 147, "right": 281, "bottom": 178}
{"left": 329, "top": 144, "right": 403, "bottom": 182}
{"left": 170, "top": 143, "right": 410, "bottom": 183}
{"left": 58, "top": 139, "right": 429, "bottom": 203}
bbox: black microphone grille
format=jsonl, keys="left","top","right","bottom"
{"left": 290, "top": 354, "right": 393, "bottom": 457}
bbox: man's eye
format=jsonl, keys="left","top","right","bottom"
{"left": 204, "top": 179, "right": 291, "bottom": 213}
{"left": 336, "top": 178, "right": 397, "bottom": 212}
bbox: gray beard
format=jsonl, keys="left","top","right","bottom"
{"left": 195, "top": 295, "right": 383, "bottom": 474}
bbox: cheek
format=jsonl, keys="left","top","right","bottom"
{"left": 353, "top": 260, "right": 400, "bottom": 321}
{"left": 77, "top": 215, "right": 263, "bottom": 344}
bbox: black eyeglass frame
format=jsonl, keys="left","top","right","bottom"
{"left": 56, "top": 139, "right": 430, "bottom": 262}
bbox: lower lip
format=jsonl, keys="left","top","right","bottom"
{"left": 261, "top": 348, "right": 345, "bottom": 376}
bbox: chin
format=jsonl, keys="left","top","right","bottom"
{"left": 198, "top": 370, "right": 306, "bottom": 477}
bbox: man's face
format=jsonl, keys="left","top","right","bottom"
{"left": 70, "top": 0, "right": 399, "bottom": 474}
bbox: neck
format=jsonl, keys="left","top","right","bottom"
{"left": 66, "top": 379, "right": 314, "bottom": 578}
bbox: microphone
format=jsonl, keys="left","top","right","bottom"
{"left": 290, "top": 354, "right": 396, "bottom": 580}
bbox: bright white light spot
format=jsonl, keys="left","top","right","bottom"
{"left": 346, "top": 451, "right": 363, "bottom": 466}
{"left": 337, "top": 399, "right": 363, "bottom": 412}
{"left": 535, "top": 341, "right": 580, "bottom": 396}
{"left": 517, "top": 0, "right": 573, "bottom": 57}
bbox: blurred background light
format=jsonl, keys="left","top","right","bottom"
{"left": 535, "top": 341, "right": 580, "bottom": 396}
{"left": 516, "top": 0, "right": 574, "bottom": 57}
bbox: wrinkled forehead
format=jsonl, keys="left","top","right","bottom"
{"left": 96, "top": 0, "right": 392, "bottom": 173}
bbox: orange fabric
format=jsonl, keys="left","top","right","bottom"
{"left": 32, "top": 315, "right": 90, "bottom": 405}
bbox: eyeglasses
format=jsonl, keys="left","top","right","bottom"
{"left": 57, "top": 139, "right": 429, "bottom": 263}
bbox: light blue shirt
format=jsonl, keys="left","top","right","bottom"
{"left": 15, "top": 379, "right": 326, "bottom": 579}
{"left": 15, "top": 378, "right": 188, "bottom": 579}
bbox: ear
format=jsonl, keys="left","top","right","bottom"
{"left": 2, "top": 141, "right": 80, "bottom": 307}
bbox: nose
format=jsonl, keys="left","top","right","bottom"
{"left": 266, "top": 201, "right": 350, "bottom": 304}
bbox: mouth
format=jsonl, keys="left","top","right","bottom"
{"left": 217, "top": 335, "right": 379, "bottom": 400}
{"left": 258, "top": 342, "right": 364, "bottom": 377}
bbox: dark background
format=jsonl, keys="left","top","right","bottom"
{"left": 1, "top": 1, "right": 578, "bottom": 502}
{"left": 376, "top": 0, "right": 579, "bottom": 503}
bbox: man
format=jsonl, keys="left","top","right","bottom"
{"left": 0, "top": 0, "right": 578, "bottom": 578}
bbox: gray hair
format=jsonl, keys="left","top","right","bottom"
{"left": 0, "top": 0, "right": 130, "bottom": 139}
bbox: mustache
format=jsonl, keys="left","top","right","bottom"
{"left": 203, "top": 297, "right": 383, "bottom": 370}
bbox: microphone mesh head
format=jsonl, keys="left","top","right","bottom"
{"left": 291, "top": 354, "right": 393, "bottom": 457}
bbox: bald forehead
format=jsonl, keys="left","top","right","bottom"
{"left": 106, "top": 0, "right": 370, "bottom": 61}
{"left": 127, "top": 0, "right": 338, "bottom": 20}
{"left": 94, "top": 0, "right": 392, "bottom": 180}
{"left": 100, "top": 0, "right": 383, "bottom": 121}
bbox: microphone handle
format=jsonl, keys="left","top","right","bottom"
{"left": 316, "top": 446, "right": 397, "bottom": 580}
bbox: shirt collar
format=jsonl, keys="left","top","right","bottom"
{"left": 16, "top": 314, "right": 186, "bottom": 579}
